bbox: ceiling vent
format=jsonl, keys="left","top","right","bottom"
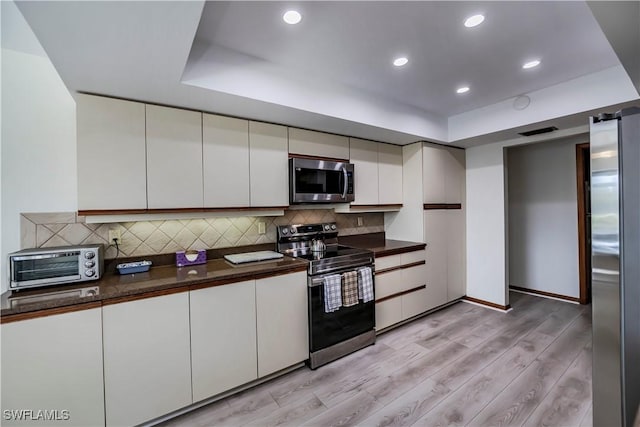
{"left": 518, "top": 126, "right": 558, "bottom": 137}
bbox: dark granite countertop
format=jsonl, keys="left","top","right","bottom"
{"left": 1, "top": 235, "right": 426, "bottom": 321}
{"left": 1, "top": 248, "right": 307, "bottom": 320}
{"left": 339, "top": 233, "right": 426, "bottom": 257}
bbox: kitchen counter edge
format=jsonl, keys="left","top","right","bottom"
{"left": 1, "top": 257, "right": 308, "bottom": 323}
{"left": 339, "top": 233, "right": 426, "bottom": 257}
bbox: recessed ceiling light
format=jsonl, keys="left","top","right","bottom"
{"left": 283, "top": 10, "right": 302, "bottom": 25}
{"left": 522, "top": 59, "right": 541, "bottom": 69}
{"left": 456, "top": 86, "right": 470, "bottom": 94}
{"left": 464, "top": 14, "right": 485, "bottom": 28}
{"left": 393, "top": 57, "right": 409, "bottom": 67}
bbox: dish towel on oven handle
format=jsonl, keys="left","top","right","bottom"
{"left": 323, "top": 274, "right": 343, "bottom": 313}
{"left": 358, "top": 267, "right": 374, "bottom": 303}
{"left": 341, "top": 271, "right": 359, "bottom": 307}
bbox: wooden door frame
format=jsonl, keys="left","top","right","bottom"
{"left": 576, "top": 142, "right": 590, "bottom": 304}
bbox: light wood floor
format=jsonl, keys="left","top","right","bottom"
{"left": 160, "top": 292, "right": 592, "bottom": 427}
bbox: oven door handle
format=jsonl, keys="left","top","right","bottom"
{"left": 310, "top": 267, "right": 375, "bottom": 287}
{"left": 341, "top": 166, "right": 349, "bottom": 199}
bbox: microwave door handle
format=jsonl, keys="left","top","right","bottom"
{"left": 341, "top": 167, "right": 348, "bottom": 199}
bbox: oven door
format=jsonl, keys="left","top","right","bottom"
{"left": 10, "top": 252, "right": 82, "bottom": 289}
{"left": 308, "top": 266, "right": 375, "bottom": 353}
{"left": 290, "top": 157, "right": 354, "bottom": 203}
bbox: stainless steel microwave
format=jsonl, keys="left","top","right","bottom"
{"left": 8, "top": 245, "right": 104, "bottom": 290}
{"left": 289, "top": 157, "right": 355, "bottom": 204}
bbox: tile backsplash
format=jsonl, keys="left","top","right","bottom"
{"left": 20, "top": 210, "right": 384, "bottom": 259}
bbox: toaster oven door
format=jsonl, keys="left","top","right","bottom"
{"left": 10, "top": 252, "right": 82, "bottom": 289}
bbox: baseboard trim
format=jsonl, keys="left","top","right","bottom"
{"left": 145, "top": 362, "right": 305, "bottom": 426}
{"left": 462, "top": 296, "right": 512, "bottom": 312}
{"left": 509, "top": 286, "right": 580, "bottom": 304}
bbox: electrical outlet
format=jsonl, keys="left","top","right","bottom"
{"left": 257, "top": 221, "right": 266, "bottom": 234}
{"left": 108, "top": 229, "right": 122, "bottom": 244}
{"left": 357, "top": 217, "right": 364, "bottom": 227}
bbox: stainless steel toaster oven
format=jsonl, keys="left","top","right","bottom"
{"left": 8, "top": 245, "right": 104, "bottom": 290}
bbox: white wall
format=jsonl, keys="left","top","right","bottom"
{"left": 464, "top": 126, "right": 589, "bottom": 307}
{"left": 507, "top": 136, "right": 584, "bottom": 298}
{"left": 1, "top": 1, "right": 77, "bottom": 292}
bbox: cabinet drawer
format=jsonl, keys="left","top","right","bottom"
{"left": 402, "top": 263, "right": 427, "bottom": 290}
{"left": 401, "top": 249, "right": 426, "bottom": 265}
{"left": 375, "top": 297, "right": 402, "bottom": 331}
{"left": 375, "top": 269, "right": 402, "bottom": 299}
{"left": 424, "top": 281, "right": 448, "bottom": 312}
{"left": 402, "top": 287, "right": 429, "bottom": 320}
{"left": 375, "top": 254, "right": 402, "bottom": 271}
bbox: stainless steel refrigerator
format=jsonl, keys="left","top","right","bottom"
{"left": 590, "top": 107, "right": 640, "bottom": 427}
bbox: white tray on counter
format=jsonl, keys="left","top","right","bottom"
{"left": 223, "top": 251, "right": 284, "bottom": 265}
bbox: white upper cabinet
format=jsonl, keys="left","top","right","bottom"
{"left": 378, "top": 143, "right": 403, "bottom": 204}
{"left": 146, "top": 105, "right": 203, "bottom": 209}
{"left": 203, "top": 114, "right": 250, "bottom": 207}
{"left": 422, "top": 144, "right": 447, "bottom": 203}
{"left": 349, "top": 138, "right": 379, "bottom": 205}
{"left": 249, "top": 121, "right": 289, "bottom": 207}
{"left": 423, "top": 144, "right": 465, "bottom": 204}
{"left": 289, "top": 128, "right": 349, "bottom": 160}
{"left": 444, "top": 147, "right": 466, "bottom": 204}
{"left": 77, "top": 94, "right": 147, "bottom": 210}
{"left": 349, "top": 139, "right": 403, "bottom": 206}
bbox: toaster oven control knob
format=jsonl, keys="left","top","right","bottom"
{"left": 324, "top": 224, "right": 330, "bottom": 231}
{"left": 331, "top": 224, "right": 337, "bottom": 230}
{"left": 85, "top": 269, "right": 95, "bottom": 277}
{"left": 290, "top": 227, "right": 296, "bottom": 234}
{"left": 281, "top": 228, "right": 288, "bottom": 235}
{"left": 85, "top": 260, "right": 95, "bottom": 268}
{"left": 85, "top": 251, "right": 95, "bottom": 259}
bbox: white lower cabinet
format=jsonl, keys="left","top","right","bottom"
{"left": 1, "top": 308, "right": 105, "bottom": 427}
{"left": 191, "top": 271, "right": 308, "bottom": 400}
{"left": 375, "top": 297, "right": 403, "bottom": 330}
{"left": 3, "top": 271, "right": 308, "bottom": 427}
{"left": 256, "top": 272, "right": 308, "bottom": 377}
{"left": 375, "top": 249, "right": 441, "bottom": 331}
{"left": 424, "top": 210, "right": 466, "bottom": 303}
{"left": 402, "top": 287, "right": 430, "bottom": 319}
{"left": 447, "top": 209, "right": 466, "bottom": 300}
{"left": 102, "top": 293, "right": 192, "bottom": 427}
{"left": 190, "top": 280, "right": 258, "bottom": 402}
{"left": 375, "top": 269, "right": 403, "bottom": 299}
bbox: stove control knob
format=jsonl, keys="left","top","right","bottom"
{"left": 290, "top": 227, "right": 296, "bottom": 234}
{"left": 324, "top": 224, "right": 330, "bottom": 231}
{"left": 331, "top": 224, "right": 337, "bottom": 230}
{"left": 281, "top": 228, "right": 288, "bottom": 235}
